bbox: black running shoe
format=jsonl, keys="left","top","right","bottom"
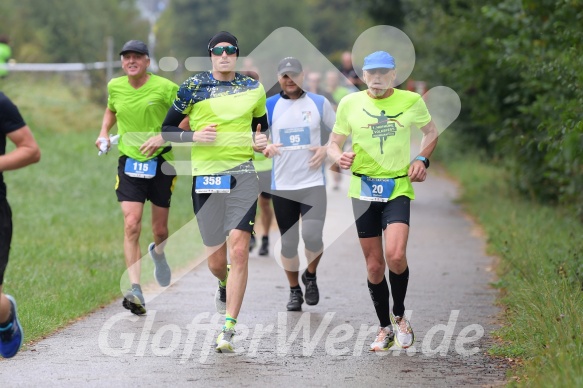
{"left": 122, "top": 285, "right": 146, "bottom": 315}
{"left": 286, "top": 289, "right": 304, "bottom": 311}
{"left": 302, "top": 271, "right": 319, "bottom": 305}
{"left": 249, "top": 234, "right": 256, "bottom": 252}
{"left": 258, "top": 236, "right": 269, "bottom": 256}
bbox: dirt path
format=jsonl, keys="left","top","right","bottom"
{"left": 0, "top": 169, "right": 507, "bottom": 387}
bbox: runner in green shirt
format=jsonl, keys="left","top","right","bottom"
{"left": 95, "top": 40, "right": 179, "bottom": 315}
{"left": 160, "top": 31, "right": 268, "bottom": 353}
{"left": 328, "top": 51, "right": 438, "bottom": 351}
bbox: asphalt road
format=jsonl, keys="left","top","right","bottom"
{"left": 0, "top": 168, "right": 507, "bottom": 387}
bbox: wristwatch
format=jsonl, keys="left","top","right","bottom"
{"left": 414, "top": 156, "right": 430, "bottom": 169}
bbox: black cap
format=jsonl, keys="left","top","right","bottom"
{"left": 119, "top": 40, "right": 149, "bottom": 56}
{"left": 207, "top": 31, "right": 239, "bottom": 56}
{"left": 277, "top": 57, "right": 303, "bottom": 75}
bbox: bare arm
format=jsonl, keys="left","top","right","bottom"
{"left": 95, "top": 107, "right": 117, "bottom": 150}
{"left": 141, "top": 112, "right": 191, "bottom": 158}
{"left": 409, "top": 120, "right": 439, "bottom": 182}
{"left": 419, "top": 119, "right": 438, "bottom": 158}
{"left": 327, "top": 132, "right": 355, "bottom": 169}
{"left": 0, "top": 125, "right": 41, "bottom": 171}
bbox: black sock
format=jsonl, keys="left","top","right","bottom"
{"left": 0, "top": 303, "right": 14, "bottom": 328}
{"left": 389, "top": 267, "right": 409, "bottom": 317}
{"left": 0, "top": 314, "right": 12, "bottom": 328}
{"left": 262, "top": 235, "right": 269, "bottom": 242}
{"left": 290, "top": 285, "right": 302, "bottom": 292}
{"left": 304, "top": 269, "right": 316, "bottom": 279}
{"left": 131, "top": 283, "right": 142, "bottom": 291}
{"left": 367, "top": 276, "right": 391, "bottom": 327}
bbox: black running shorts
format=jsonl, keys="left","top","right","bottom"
{"left": 115, "top": 155, "right": 177, "bottom": 208}
{"left": 351, "top": 196, "right": 411, "bottom": 238}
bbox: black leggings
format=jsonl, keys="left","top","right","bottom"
{"left": 272, "top": 186, "right": 327, "bottom": 258}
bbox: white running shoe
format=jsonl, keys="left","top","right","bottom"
{"left": 391, "top": 313, "right": 415, "bottom": 349}
{"left": 369, "top": 325, "right": 394, "bottom": 351}
{"left": 215, "top": 328, "right": 236, "bottom": 353}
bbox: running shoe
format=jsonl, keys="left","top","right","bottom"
{"left": 215, "top": 264, "right": 230, "bottom": 314}
{"left": 258, "top": 236, "right": 269, "bottom": 256}
{"left": 390, "top": 313, "right": 415, "bottom": 349}
{"left": 286, "top": 288, "right": 304, "bottom": 311}
{"left": 369, "top": 325, "right": 394, "bottom": 352}
{"left": 122, "top": 285, "right": 146, "bottom": 315}
{"left": 0, "top": 295, "right": 24, "bottom": 358}
{"left": 148, "top": 242, "right": 171, "bottom": 287}
{"left": 249, "top": 234, "right": 256, "bottom": 252}
{"left": 215, "top": 327, "right": 236, "bottom": 353}
{"left": 301, "top": 271, "right": 319, "bottom": 305}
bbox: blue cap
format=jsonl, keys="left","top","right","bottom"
{"left": 362, "top": 51, "right": 395, "bottom": 71}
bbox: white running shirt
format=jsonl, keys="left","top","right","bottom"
{"left": 267, "top": 92, "right": 336, "bottom": 190}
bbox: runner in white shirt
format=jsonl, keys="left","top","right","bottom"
{"left": 263, "top": 57, "right": 336, "bottom": 311}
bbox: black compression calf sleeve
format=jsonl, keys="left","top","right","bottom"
{"left": 389, "top": 267, "right": 409, "bottom": 317}
{"left": 367, "top": 276, "right": 391, "bottom": 327}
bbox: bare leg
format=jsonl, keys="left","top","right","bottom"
{"left": 121, "top": 201, "right": 145, "bottom": 285}
{"left": 225, "top": 229, "right": 251, "bottom": 319}
{"left": 150, "top": 204, "right": 170, "bottom": 254}
{"left": 0, "top": 289, "right": 9, "bottom": 323}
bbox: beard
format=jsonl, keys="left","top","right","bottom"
{"left": 367, "top": 87, "right": 388, "bottom": 98}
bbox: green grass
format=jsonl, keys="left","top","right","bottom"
{"left": 1, "top": 73, "right": 202, "bottom": 342}
{"left": 438, "top": 132, "right": 583, "bottom": 387}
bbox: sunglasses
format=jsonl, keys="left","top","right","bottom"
{"left": 210, "top": 45, "right": 238, "bottom": 55}
{"left": 366, "top": 68, "right": 392, "bottom": 75}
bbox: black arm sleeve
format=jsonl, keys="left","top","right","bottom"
{"left": 161, "top": 108, "right": 191, "bottom": 142}
{"left": 320, "top": 122, "right": 331, "bottom": 145}
{"left": 251, "top": 114, "right": 269, "bottom": 140}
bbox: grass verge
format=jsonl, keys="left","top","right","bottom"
{"left": 440, "top": 132, "right": 582, "bottom": 387}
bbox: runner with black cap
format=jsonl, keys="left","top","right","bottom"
{"left": 160, "top": 31, "right": 269, "bottom": 353}
{"left": 95, "top": 39, "right": 179, "bottom": 315}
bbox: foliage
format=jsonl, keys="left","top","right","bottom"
{"left": 155, "top": 0, "right": 375, "bottom": 62}
{"left": 400, "top": 0, "right": 583, "bottom": 219}
{"left": 364, "top": 0, "right": 405, "bottom": 29}
{"left": 0, "top": 0, "right": 149, "bottom": 63}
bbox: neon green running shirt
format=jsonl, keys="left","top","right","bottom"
{"left": 107, "top": 73, "right": 178, "bottom": 162}
{"left": 253, "top": 150, "right": 272, "bottom": 172}
{"left": 333, "top": 89, "right": 431, "bottom": 200}
{"left": 173, "top": 71, "right": 267, "bottom": 176}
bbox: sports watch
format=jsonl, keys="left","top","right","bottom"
{"left": 414, "top": 156, "right": 430, "bottom": 169}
